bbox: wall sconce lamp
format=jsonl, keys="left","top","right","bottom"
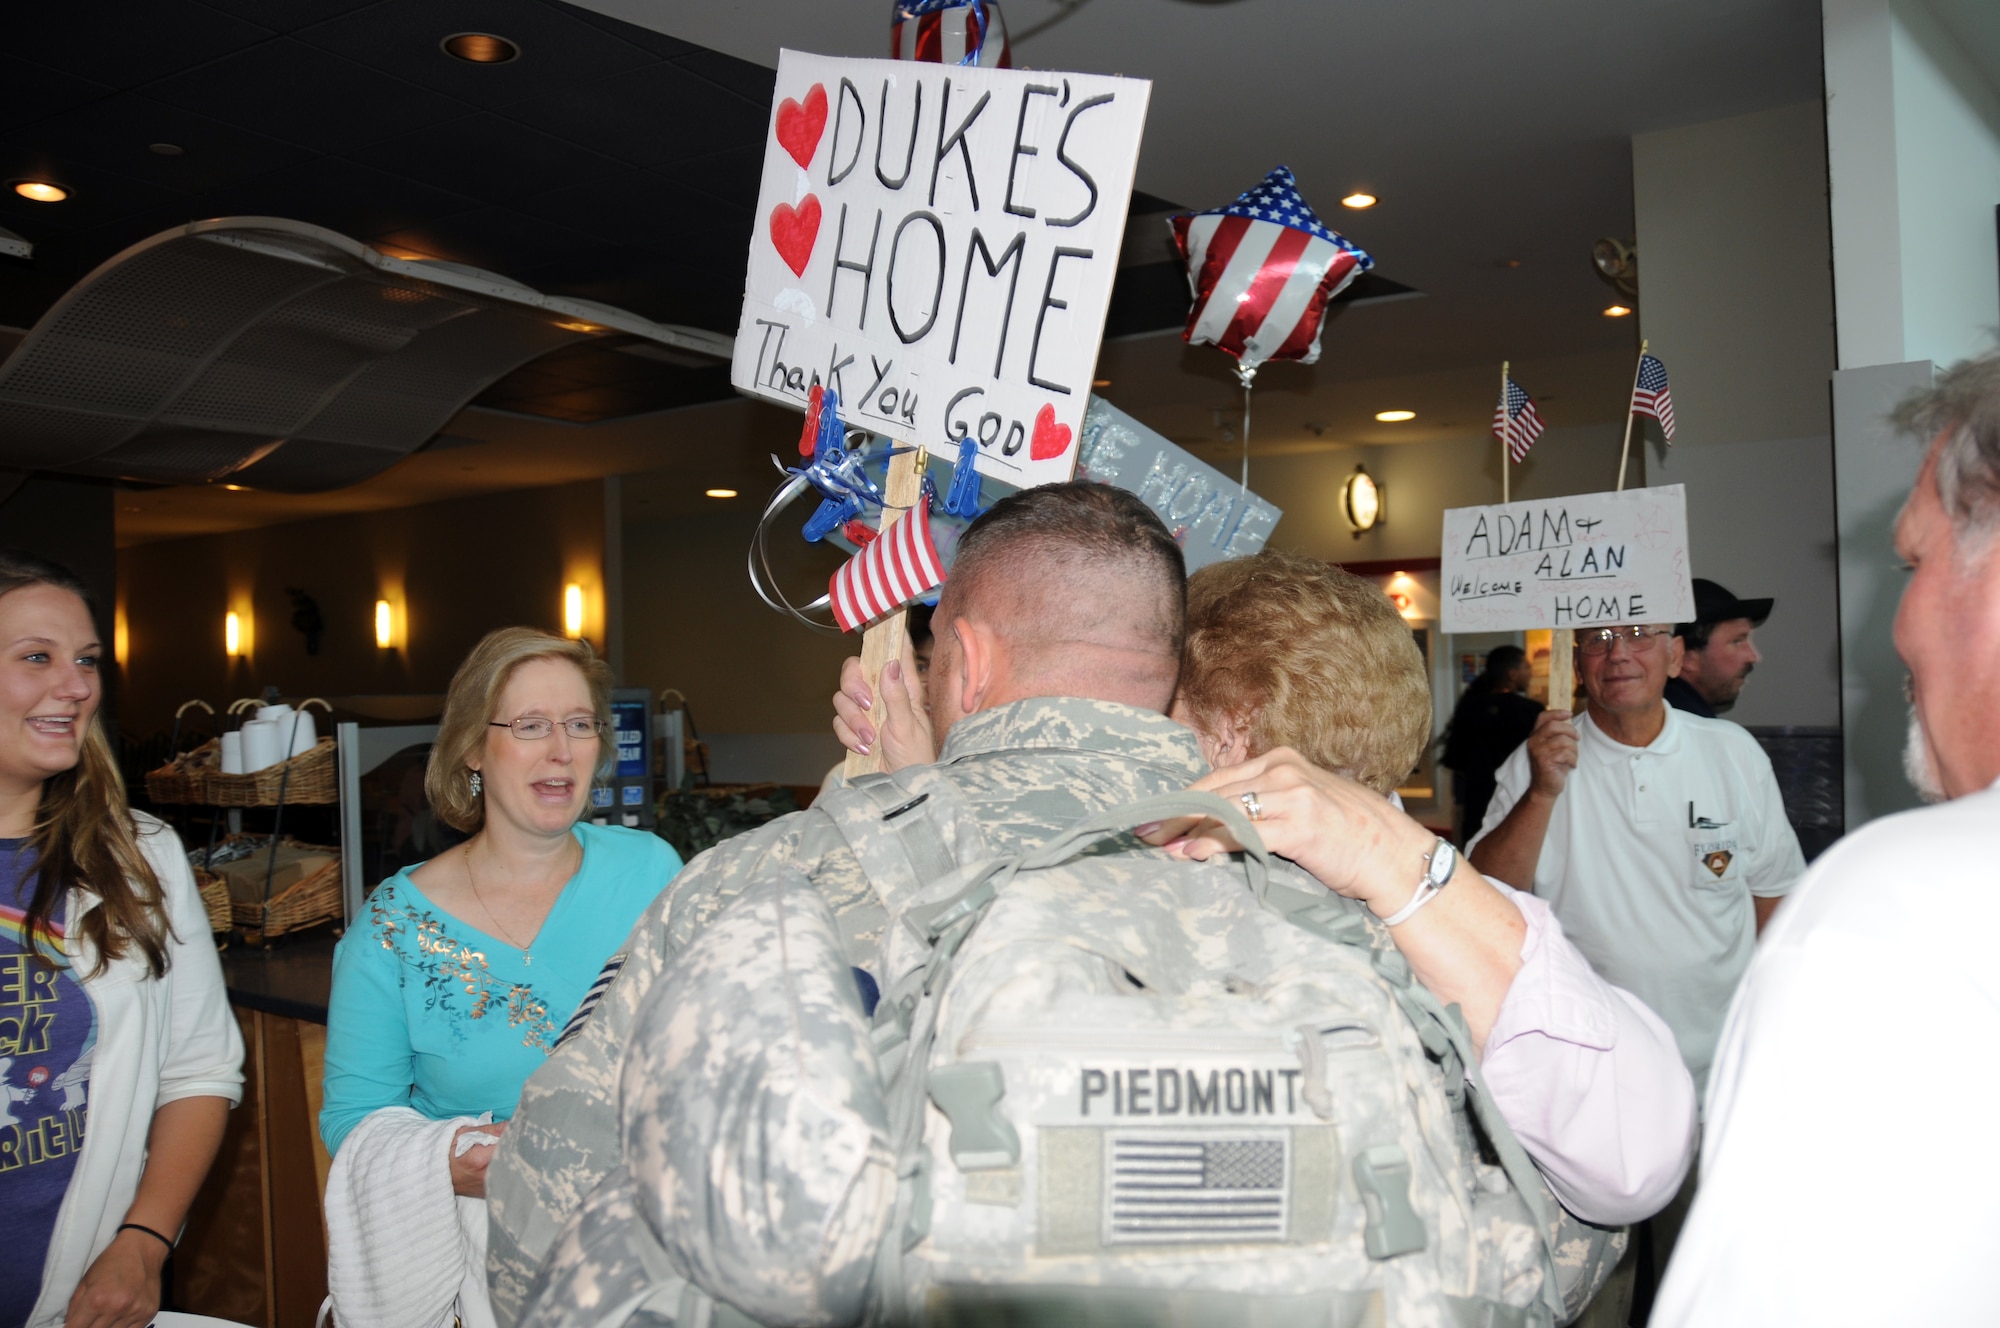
{"left": 1343, "top": 465, "right": 1384, "bottom": 540}
{"left": 225, "top": 611, "right": 244, "bottom": 657}
{"left": 563, "top": 584, "right": 585, "bottom": 639}
{"left": 374, "top": 598, "right": 409, "bottom": 651}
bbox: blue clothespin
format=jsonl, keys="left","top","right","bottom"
{"left": 940, "top": 435, "right": 985, "bottom": 519}
{"left": 802, "top": 492, "right": 862, "bottom": 543}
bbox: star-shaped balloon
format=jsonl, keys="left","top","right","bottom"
{"left": 1170, "top": 167, "right": 1374, "bottom": 383}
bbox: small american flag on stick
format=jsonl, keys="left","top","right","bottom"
{"left": 830, "top": 495, "right": 946, "bottom": 633}
{"left": 1631, "top": 353, "right": 1675, "bottom": 443}
{"left": 1493, "top": 376, "right": 1545, "bottom": 463}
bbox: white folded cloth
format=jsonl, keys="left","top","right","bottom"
{"left": 323, "top": 1107, "right": 501, "bottom": 1328}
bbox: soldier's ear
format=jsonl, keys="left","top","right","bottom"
{"left": 953, "top": 616, "right": 1001, "bottom": 715}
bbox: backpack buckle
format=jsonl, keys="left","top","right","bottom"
{"left": 1353, "top": 1145, "right": 1427, "bottom": 1259}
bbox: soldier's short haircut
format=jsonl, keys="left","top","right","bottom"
{"left": 1179, "top": 551, "right": 1429, "bottom": 795}
{"left": 943, "top": 480, "right": 1187, "bottom": 658}
{"left": 1895, "top": 348, "right": 2000, "bottom": 553}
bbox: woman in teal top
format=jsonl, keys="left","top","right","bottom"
{"left": 319, "top": 628, "right": 683, "bottom": 1191}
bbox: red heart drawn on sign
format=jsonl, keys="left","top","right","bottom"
{"left": 775, "top": 84, "right": 828, "bottom": 170}
{"left": 769, "top": 195, "right": 821, "bottom": 277}
{"left": 1030, "top": 404, "right": 1072, "bottom": 460}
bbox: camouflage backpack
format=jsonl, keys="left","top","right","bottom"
{"left": 520, "top": 781, "right": 1596, "bottom": 1328}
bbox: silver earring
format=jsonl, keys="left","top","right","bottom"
{"left": 469, "top": 771, "right": 482, "bottom": 796}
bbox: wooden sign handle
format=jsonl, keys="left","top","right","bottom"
{"left": 843, "top": 447, "right": 926, "bottom": 779}
{"left": 1548, "top": 628, "right": 1576, "bottom": 713}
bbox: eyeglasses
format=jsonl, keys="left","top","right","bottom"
{"left": 489, "top": 716, "right": 605, "bottom": 740}
{"left": 1576, "top": 626, "right": 1674, "bottom": 656}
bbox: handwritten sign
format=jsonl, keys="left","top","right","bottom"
{"left": 1440, "top": 485, "right": 1694, "bottom": 633}
{"left": 732, "top": 50, "right": 1152, "bottom": 488}
{"left": 1076, "top": 397, "right": 1281, "bottom": 570}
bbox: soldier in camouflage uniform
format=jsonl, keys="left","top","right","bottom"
{"left": 486, "top": 483, "right": 1629, "bottom": 1326}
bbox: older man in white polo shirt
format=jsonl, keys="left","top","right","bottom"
{"left": 1653, "top": 350, "right": 2000, "bottom": 1325}
{"left": 1469, "top": 610, "right": 1804, "bottom": 1322}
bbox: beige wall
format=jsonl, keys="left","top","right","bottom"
{"left": 118, "top": 480, "right": 609, "bottom": 738}
{"left": 1250, "top": 423, "right": 1637, "bottom": 565}
{"left": 1633, "top": 99, "right": 1841, "bottom": 729}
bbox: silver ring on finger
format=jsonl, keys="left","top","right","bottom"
{"left": 1240, "top": 790, "right": 1265, "bottom": 821}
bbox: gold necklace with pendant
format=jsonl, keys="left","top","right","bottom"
{"left": 464, "top": 841, "right": 574, "bottom": 966}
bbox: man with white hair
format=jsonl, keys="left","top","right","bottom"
{"left": 1653, "top": 350, "right": 2000, "bottom": 1324}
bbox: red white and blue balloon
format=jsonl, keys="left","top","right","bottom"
{"left": 891, "top": 0, "right": 1011, "bottom": 67}
{"left": 1170, "top": 167, "right": 1373, "bottom": 382}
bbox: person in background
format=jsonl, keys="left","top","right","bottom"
{"left": 1467, "top": 617, "right": 1805, "bottom": 1327}
{"left": 1440, "top": 645, "right": 1545, "bottom": 844}
{"left": 0, "top": 551, "right": 243, "bottom": 1328}
{"left": 1665, "top": 579, "right": 1771, "bottom": 719}
{"left": 1653, "top": 350, "right": 2000, "bottom": 1325}
{"left": 319, "top": 628, "right": 681, "bottom": 1324}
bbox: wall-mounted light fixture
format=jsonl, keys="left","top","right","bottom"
{"left": 1343, "top": 465, "right": 1383, "bottom": 540}
{"left": 115, "top": 603, "right": 129, "bottom": 667}
{"left": 225, "top": 611, "right": 244, "bottom": 657}
{"left": 375, "top": 598, "right": 411, "bottom": 652}
{"left": 563, "top": 584, "right": 585, "bottom": 638}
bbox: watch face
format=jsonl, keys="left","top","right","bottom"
{"left": 1428, "top": 839, "right": 1457, "bottom": 887}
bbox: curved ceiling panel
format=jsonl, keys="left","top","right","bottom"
{"left": 0, "top": 217, "right": 731, "bottom": 493}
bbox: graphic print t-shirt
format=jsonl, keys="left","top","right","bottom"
{"left": 0, "top": 840, "right": 96, "bottom": 1325}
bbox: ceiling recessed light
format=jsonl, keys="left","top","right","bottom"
{"left": 442, "top": 32, "right": 521, "bottom": 63}
{"left": 12, "top": 181, "right": 67, "bottom": 203}
{"left": 705, "top": 488, "right": 739, "bottom": 499}
{"left": 1374, "top": 410, "right": 1416, "bottom": 423}
{"left": 149, "top": 143, "right": 184, "bottom": 156}
{"left": 1604, "top": 304, "right": 1632, "bottom": 317}
{"left": 222, "top": 483, "right": 248, "bottom": 491}
{"left": 1341, "top": 192, "right": 1377, "bottom": 209}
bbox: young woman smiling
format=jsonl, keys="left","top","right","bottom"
{"left": 0, "top": 551, "right": 242, "bottom": 1328}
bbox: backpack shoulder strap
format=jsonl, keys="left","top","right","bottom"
{"left": 814, "top": 767, "right": 986, "bottom": 916}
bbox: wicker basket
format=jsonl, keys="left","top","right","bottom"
{"left": 194, "top": 868, "right": 232, "bottom": 934}
{"left": 204, "top": 736, "right": 338, "bottom": 807}
{"left": 145, "top": 739, "right": 219, "bottom": 805}
{"left": 232, "top": 851, "right": 343, "bottom": 943}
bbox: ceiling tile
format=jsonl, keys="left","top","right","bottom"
{"left": 9, "top": 0, "right": 275, "bottom": 90}
{"left": 511, "top": 164, "right": 722, "bottom": 247}
{"left": 348, "top": 111, "right": 621, "bottom": 205}
{"left": 557, "top": 3, "right": 701, "bottom": 60}
{"left": 148, "top": 38, "right": 471, "bottom": 155}
{"left": 296, "top": 0, "right": 658, "bottom": 113}
{"left": 669, "top": 49, "right": 777, "bottom": 106}
{"left": 0, "top": 93, "right": 314, "bottom": 196}
{"left": 179, "top": 155, "right": 481, "bottom": 241}
{"left": 196, "top": 0, "right": 378, "bottom": 34}
{"left": 0, "top": 56, "right": 115, "bottom": 136}
{"left": 502, "top": 62, "right": 767, "bottom": 167}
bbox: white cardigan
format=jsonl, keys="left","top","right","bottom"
{"left": 26, "top": 812, "right": 246, "bottom": 1328}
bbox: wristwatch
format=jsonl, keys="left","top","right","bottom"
{"left": 1379, "top": 838, "right": 1457, "bottom": 928}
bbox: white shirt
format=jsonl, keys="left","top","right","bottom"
{"left": 1471, "top": 704, "right": 1804, "bottom": 1098}
{"left": 28, "top": 815, "right": 245, "bottom": 1328}
{"left": 1652, "top": 780, "right": 2000, "bottom": 1326}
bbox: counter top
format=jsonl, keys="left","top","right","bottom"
{"left": 220, "top": 930, "right": 336, "bottom": 1024}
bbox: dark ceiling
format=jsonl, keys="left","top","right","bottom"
{"left": 0, "top": 0, "right": 1417, "bottom": 429}
{"left": 0, "top": 0, "right": 773, "bottom": 347}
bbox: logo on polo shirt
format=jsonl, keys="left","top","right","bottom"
{"left": 1688, "top": 802, "right": 1731, "bottom": 831}
{"left": 1703, "top": 850, "right": 1734, "bottom": 878}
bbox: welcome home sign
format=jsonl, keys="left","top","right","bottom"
{"left": 732, "top": 50, "right": 1152, "bottom": 488}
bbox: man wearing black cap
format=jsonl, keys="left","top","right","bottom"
{"left": 1666, "top": 579, "right": 1772, "bottom": 718}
